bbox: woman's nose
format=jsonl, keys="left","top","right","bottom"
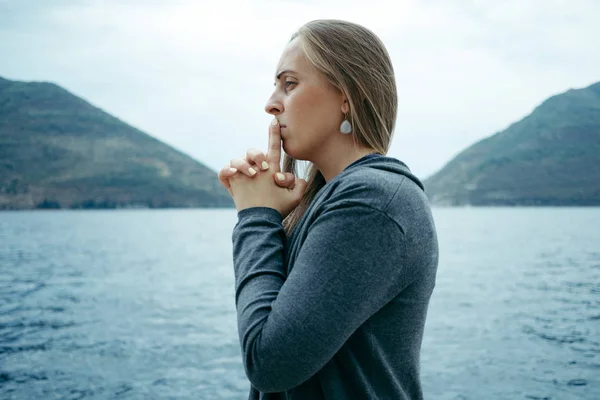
{"left": 265, "top": 96, "right": 283, "bottom": 115}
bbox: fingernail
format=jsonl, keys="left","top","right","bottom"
{"left": 248, "top": 168, "right": 257, "bottom": 176}
{"left": 276, "top": 173, "right": 285, "bottom": 181}
{"left": 271, "top": 118, "right": 278, "bottom": 126}
{"left": 261, "top": 161, "right": 269, "bottom": 170}
{"left": 229, "top": 167, "right": 237, "bottom": 173}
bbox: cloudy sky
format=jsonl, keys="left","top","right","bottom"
{"left": 1, "top": 0, "right": 599, "bottom": 179}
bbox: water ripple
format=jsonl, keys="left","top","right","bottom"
{"left": 2, "top": 209, "right": 600, "bottom": 399}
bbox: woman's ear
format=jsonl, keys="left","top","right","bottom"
{"left": 341, "top": 97, "right": 349, "bottom": 114}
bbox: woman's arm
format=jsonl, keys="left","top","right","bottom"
{"left": 232, "top": 203, "right": 407, "bottom": 393}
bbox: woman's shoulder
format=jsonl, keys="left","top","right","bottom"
{"left": 325, "top": 158, "right": 428, "bottom": 213}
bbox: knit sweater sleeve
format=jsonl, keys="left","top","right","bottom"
{"left": 231, "top": 203, "right": 407, "bottom": 393}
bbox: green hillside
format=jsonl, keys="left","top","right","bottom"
{"left": 0, "top": 76, "right": 232, "bottom": 209}
{"left": 424, "top": 81, "right": 600, "bottom": 206}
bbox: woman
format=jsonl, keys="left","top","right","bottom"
{"left": 218, "top": 19, "right": 438, "bottom": 400}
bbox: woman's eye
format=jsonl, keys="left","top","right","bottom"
{"left": 285, "top": 81, "right": 296, "bottom": 89}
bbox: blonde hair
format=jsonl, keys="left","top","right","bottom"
{"left": 283, "top": 19, "right": 398, "bottom": 234}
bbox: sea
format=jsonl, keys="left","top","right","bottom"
{"left": 0, "top": 208, "right": 598, "bottom": 399}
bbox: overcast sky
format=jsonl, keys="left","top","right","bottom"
{"left": 1, "top": 0, "right": 599, "bottom": 179}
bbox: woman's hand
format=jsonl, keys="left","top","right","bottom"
{"left": 220, "top": 119, "right": 307, "bottom": 218}
{"left": 218, "top": 149, "right": 296, "bottom": 196}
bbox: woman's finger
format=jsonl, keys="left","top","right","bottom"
{"left": 218, "top": 167, "right": 236, "bottom": 197}
{"left": 273, "top": 172, "right": 297, "bottom": 189}
{"left": 291, "top": 178, "right": 308, "bottom": 203}
{"left": 230, "top": 157, "right": 259, "bottom": 177}
{"left": 267, "top": 118, "right": 282, "bottom": 172}
{"left": 246, "top": 148, "right": 269, "bottom": 171}
{"left": 218, "top": 165, "right": 239, "bottom": 190}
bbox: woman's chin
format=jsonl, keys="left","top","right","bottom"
{"left": 282, "top": 140, "right": 300, "bottom": 160}
{"left": 282, "top": 140, "right": 310, "bottom": 161}
{"left": 281, "top": 139, "right": 293, "bottom": 157}
{"left": 282, "top": 139, "right": 311, "bottom": 161}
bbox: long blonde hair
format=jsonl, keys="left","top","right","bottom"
{"left": 283, "top": 20, "right": 398, "bottom": 234}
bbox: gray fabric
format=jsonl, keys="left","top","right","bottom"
{"left": 232, "top": 154, "right": 439, "bottom": 399}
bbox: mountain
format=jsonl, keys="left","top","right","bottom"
{"left": 0, "top": 76, "right": 232, "bottom": 210}
{"left": 423, "top": 81, "right": 600, "bottom": 206}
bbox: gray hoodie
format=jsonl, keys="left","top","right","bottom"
{"left": 232, "top": 154, "right": 439, "bottom": 399}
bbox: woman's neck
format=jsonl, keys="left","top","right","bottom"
{"left": 313, "top": 146, "right": 378, "bottom": 182}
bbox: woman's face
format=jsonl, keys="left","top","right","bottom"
{"left": 264, "top": 38, "right": 347, "bottom": 161}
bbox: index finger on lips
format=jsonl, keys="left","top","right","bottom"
{"left": 267, "top": 118, "right": 282, "bottom": 173}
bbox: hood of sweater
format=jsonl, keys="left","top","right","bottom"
{"left": 337, "top": 153, "right": 425, "bottom": 192}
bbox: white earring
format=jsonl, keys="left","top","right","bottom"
{"left": 340, "top": 116, "right": 352, "bottom": 134}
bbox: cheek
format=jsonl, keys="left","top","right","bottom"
{"left": 288, "top": 88, "right": 339, "bottom": 133}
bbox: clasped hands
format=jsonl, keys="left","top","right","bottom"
{"left": 218, "top": 119, "right": 307, "bottom": 218}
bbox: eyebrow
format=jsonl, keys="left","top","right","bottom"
{"left": 275, "top": 69, "right": 297, "bottom": 80}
